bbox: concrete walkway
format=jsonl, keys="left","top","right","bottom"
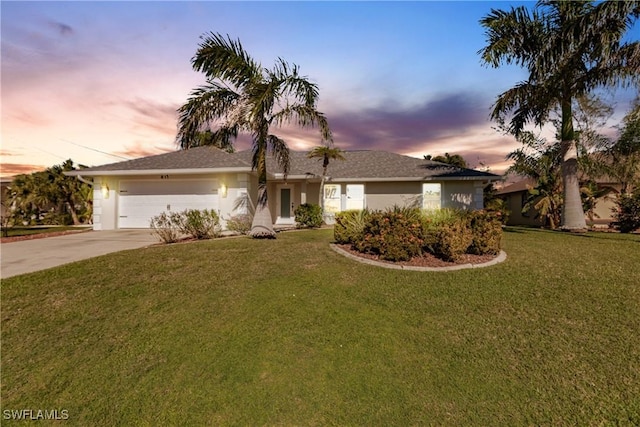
{"left": 1, "top": 230, "right": 158, "bottom": 279}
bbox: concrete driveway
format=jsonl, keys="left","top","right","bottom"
{"left": 1, "top": 230, "right": 158, "bottom": 279}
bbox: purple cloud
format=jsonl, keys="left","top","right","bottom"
{"left": 48, "top": 21, "right": 74, "bottom": 36}
{"left": 326, "top": 92, "right": 490, "bottom": 153}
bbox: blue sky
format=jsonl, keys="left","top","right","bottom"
{"left": 2, "top": 1, "right": 638, "bottom": 177}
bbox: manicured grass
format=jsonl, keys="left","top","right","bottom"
{"left": 2, "top": 226, "right": 90, "bottom": 238}
{"left": 1, "top": 228, "right": 639, "bottom": 425}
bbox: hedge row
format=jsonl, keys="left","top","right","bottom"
{"left": 335, "top": 207, "right": 502, "bottom": 262}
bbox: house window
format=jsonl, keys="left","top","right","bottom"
{"left": 324, "top": 184, "right": 341, "bottom": 213}
{"left": 346, "top": 184, "right": 365, "bottom": 210}
{"left": 422, "top": 183, "right": 441, "bottom": 210}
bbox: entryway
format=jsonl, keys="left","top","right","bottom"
{"left": 276, "top": 185, "right": 295, "bottom": 225}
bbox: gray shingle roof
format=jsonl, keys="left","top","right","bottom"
{"left": 72, "top": 146, "right": 500, "bottom": 180}
{"left": 73, "top": 146, "right": 251, "bottom": 172}
{"left": 282, "top": 150, "right": 499, "bottom": 180}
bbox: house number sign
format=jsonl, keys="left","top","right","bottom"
{"left": 160, "top": 175, "right": 170, "bottom": 179}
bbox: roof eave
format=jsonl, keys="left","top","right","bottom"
{"left": 65, "top": 167, "right": 253, "bottom": 177}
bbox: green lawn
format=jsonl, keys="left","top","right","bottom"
{"left": 2, "top": 228, "right": 639, "bottom": 425}
{"left": 2, "top": 226, "right": 90, "bottom": 238}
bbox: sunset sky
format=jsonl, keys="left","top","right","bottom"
{"left": 2, "top": 1, "right": 638, "bottom": 178}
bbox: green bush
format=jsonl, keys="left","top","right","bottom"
{"left": 421, "top": 208, "right": 466, "bottom": 253}
{"left": 432, "top": 216, "right": 473, "bottom": 262}
{"left": 612, "top": 190, "right": 640, "bottom": 233}
{"left": 150, "top": 212, "right": 182, "bottom": 243}
{"left": 355, "top": 207, "right": 424, "bottom": 262}
{"left": 334, "top": 210, "right": 369, "bottom": 244}
{"left": 424, "top": 208, "right": 464, "bottom": 226}
{"left": 294, "top": 203, "right": 323, "bottom": 228}
{"left": 41, "top": 211, "right": 74, "bottom": 226}
{"left": 345, "top": 207, "right": 503, "bottom": 263}
{"left": 226, "top": 213, "right": 253, "bottom": 235}
{"left": 178, "top": 209, "right": 221, "bottom": 239}
{"left": 484, "top": 197, "right": 510, "bottom": 225}
{"left": 467, "top": 210, "right": 503, "bottom": 255}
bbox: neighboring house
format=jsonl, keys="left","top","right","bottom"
{"left": 497, "top": 177, "right": 622, "bottom": 227}
{"left": 66, "top": 147, "right": 500, "bottom": 230}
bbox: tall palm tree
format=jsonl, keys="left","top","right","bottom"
{"left": 307, "top": 145, "right": 345, "bottom": 218}
{"left": 177, "top": 33, "right": 332, "bottom": 238}
{"left": 479, "top": 1, "right": 640, "bottom": 231}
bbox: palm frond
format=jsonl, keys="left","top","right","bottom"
{"left": 273, "top": 61, "right": 320, "bottom": 107}
{"left": 176, "top": 82, "right": 241, "bottom": 149}
{"left": 271, "top": 104, "right": 333, "bottom": 142}
{"left": 267, "top": 134, "right": 290, "bottom": 178}
{"left": 192, "top": 33, "right": 262, "bottom": 89}
{"left": 478, "top": 6, "right": 542, "bottom": 68}
{"left": 491, "top": 81, "right": 554, "bottom": 134}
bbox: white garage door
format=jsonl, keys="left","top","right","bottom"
{"left": 118, "top": 180, "right": 219, "bottom": 228}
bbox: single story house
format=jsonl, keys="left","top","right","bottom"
{"left": 67, "top": 147, "right": 500, "bottom": 230}
{"left": 496, "top": 177, "right": 622, "bottom": 227}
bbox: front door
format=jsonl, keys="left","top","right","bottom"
{"left": 280, "top": 188, "right": 291, "bottom": 218}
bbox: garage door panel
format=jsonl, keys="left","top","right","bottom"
{"left": 118, "top": 180, "right": 219, "bottom": 228}
{"left": 120, "top": 180, "right": 216, "bottom": 195}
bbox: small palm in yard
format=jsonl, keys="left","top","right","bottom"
{"left": 480, "top": 1, "right": 640, "bottom": 231}
{"left": 176, "top": 33, "right": 332, "bottom": 238}
{"left": 307, "top": 144, "right": 345, "bottom": 220}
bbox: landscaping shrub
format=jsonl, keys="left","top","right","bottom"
{"left": 611, "top": 190, "right": 640, "bottom": 233}
{"left": 432, "top": 215, "right": 473, "bottom": 262}
{"left": 41, "top": 211, "right": 74, "bottom": 226}
{"left": 150, "top": 212, "right": 182, "bottom": 243}
{"left": 484, "top": 197, "right": 510, "bottom": 225}
{"left": 294, "top": 203, "right": 323, "bottom": 228}
{"left": 421, "top": 208, "right": 465, "bottom": 253}
{"left": 467, "top": 210, "right": 503, "bottom": 255}
{"left": 355, "top": 207, "right": 424, "bottom": 262}
{"left": 345, "top": 207, "right": 502, "bottom": 263}
{"left": 226, "top": 213, "right": 253, "bottom": 235}
{"left": 178, "top": 209, "right": 221, "bottom": 239}
{"left": 424, "top": 208, "right": 463, "bottom": 226}
{"left": 334, "top": 210, "right": 369, "bottom": 244}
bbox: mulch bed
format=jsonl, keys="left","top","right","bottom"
{"left": 0, "top": 229, "right": 91, "bottom": 244}
{"left": 336, "top": 243, "right": 498, "bottom": 268}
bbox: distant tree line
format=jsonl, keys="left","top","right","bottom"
{"left": 2, "top": 159, "right": 92, "bottom": 232}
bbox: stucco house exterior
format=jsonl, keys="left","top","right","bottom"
{"left": 67, "top": 147, "right": 500, "bottom": 230}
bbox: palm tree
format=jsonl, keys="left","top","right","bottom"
{"left": 307, "top": 145, "right": 345, "bottom": 218}
{"left": 597, "top": 97, "right": 640, "bottom": 195}
{"left": 507, "top": 132, "right": 564, "bottom": 228}
{"left": 189, "top": 130, "right": 235, "bottom": 153}
{"left": 430, "top": 153, "right": 468, "bottom": 168}
{"left": 176, "top": 33, "right": 332, "bottom": 238}
{"left": 479, "top": 1, "right": 640, "bottom": 231}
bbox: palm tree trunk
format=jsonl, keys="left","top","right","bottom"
{"left": 319, "top": 176, "right": 325, "bottom": 213}
{"left": 65, "top": 200, "right": 81, "bottom": 225}
{"left": 249, "top": 185, "right": 275, "bottom": 238}
{"left": 560, "top": 100, "right": 587, "bottom": 231}
{"left": 249, "top": 145, "right": 276, "bottom": 238}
